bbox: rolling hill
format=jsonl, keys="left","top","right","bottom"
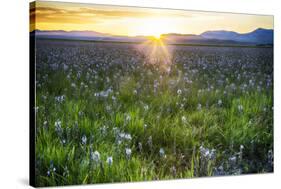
{"left": 31, "top": 28, "right": 273, "bottom": 46}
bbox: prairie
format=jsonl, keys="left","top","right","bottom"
{"left": 35, "top": 39, "right": 273, "bottom": 186}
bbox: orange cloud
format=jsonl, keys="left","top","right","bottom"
{"left": 30, "top": 1, "right": 273, "bottom": 36}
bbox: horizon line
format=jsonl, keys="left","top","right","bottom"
{"left": 30, "top": 27, "right": 274, "bottom": 37}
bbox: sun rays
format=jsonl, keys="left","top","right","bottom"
{"left": 135, "top": 37, "right": 173, "bottom": 74}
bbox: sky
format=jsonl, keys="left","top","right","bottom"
{"left": 30, "top": 1, "right": 273, "bottom": 37}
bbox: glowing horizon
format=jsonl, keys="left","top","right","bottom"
{"left": 30, "top": 1, "right": 273, "bottom": 38}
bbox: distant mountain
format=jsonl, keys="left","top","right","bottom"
{"left": 160, "top": 33, "right": 246, "bottom": 45}
{"left": 200, "top": 28, "right": 273, "bottom": 44}
{"left": 32, "top": 30, "right": 148, "bottom": 42}
{"left": 34, "top": 30, "right": 110, "bottom": 37}
{"left": 161, "top": 33, "right": 204, "bottom": 42}
{"left": 31, "top": 28, "right": 273, "bottom": 46}
{"left": 32, "top": 30, "right": 112, "bottom": 40}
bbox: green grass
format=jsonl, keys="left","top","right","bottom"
{"left": 34, "top": 40, "right": 273, "bottom": 186}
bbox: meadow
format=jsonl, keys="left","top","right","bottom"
{"left": 35, "top": 39, "right": 273, "bottom": 186}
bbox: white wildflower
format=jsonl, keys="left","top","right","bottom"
{"left": 240, "top": 145, "right": 244, "bottom": 151}
{"left": 181, "top": 116, "right": 187, "bottom": 123}
{"left": 55, "top": 120, "right": 62, "bottom": 134}
{"left": 138, "top": 142, "right": 142, "bottom": 152}
{"left": 91, "top": 150, "right": 101, "bottom": 163}
{"left": 81, "top": 135, "right": 87, "bottom": 145}
{"left": 177, "top": 89, "right": 182, "bottom": 95}
{"left": 125, "top": 114, "right": 131, "bottom": 122}
{"left": 218, "top": 99, "right": 222, "bottom": 106}
{"left": 144, "top": 104, "right": 149, "bottom": 111}
{"left": 71, "top": 83, "right": 76, "bottom": 88}
{"left": 197, "top": 103, "right": 202, "bottom": 110}
{"left": 238, "top": 105, "right": 243, "bottom": 112}
{"left": 55, "top": 95, "right": 65, "bottom": 103}
{"left": 106, "top": 156, "right": 113, "bottom": 166}
{"left": 144, "top": 124, "right": 148, "bottom": 129}
{"left": 159, "top": 148, "right": 165, "bottom": 157}
{"left": 229, "top": 156, "right": 237, "bottom": 164}
{"left": 148, "top": 136, "right": 153, "bottom": 149}
{"left": 125, "top": 148, "right": 132, "bottom": 159}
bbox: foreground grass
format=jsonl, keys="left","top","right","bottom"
{"left": 35, "top": 40, "right": 273, "bottom": 186}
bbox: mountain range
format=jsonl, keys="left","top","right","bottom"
{"left": 200, "top": 28, "right": 273, "bottom": 44}
{"left": 31, "top": 28, "right": 273, "bottom": 46}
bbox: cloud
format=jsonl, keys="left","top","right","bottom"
{"left": 77, "top": 7, "right": 152, "bottom": 17}
{"left": 30, "top": 6, "right": 151, "bottom": 24}
{"left": 30, "top": 7, "right": 97, "bottom": 24}
{"left": 30, "top": 6, "right": 194, "bottom": 25}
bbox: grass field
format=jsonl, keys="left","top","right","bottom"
{"left": 34, "top": 39, "right": 273, "bottom": 186}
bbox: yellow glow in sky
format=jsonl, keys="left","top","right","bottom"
{"left": 30, "top": 1, "right": 273, "bottom": 37}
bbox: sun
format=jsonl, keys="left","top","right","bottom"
{"left": 153, "top": 33, "right": 162, "bottom": 39}
{"left": 134, "top": 18, "right": 171, "bottom": 39}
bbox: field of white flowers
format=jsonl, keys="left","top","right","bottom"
{"left": 35, "top": 39, "right": 273, "bottom": 186}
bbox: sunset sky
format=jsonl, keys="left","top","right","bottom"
{"left": 30, "top": 1, "right": 273, "bottom": 37}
